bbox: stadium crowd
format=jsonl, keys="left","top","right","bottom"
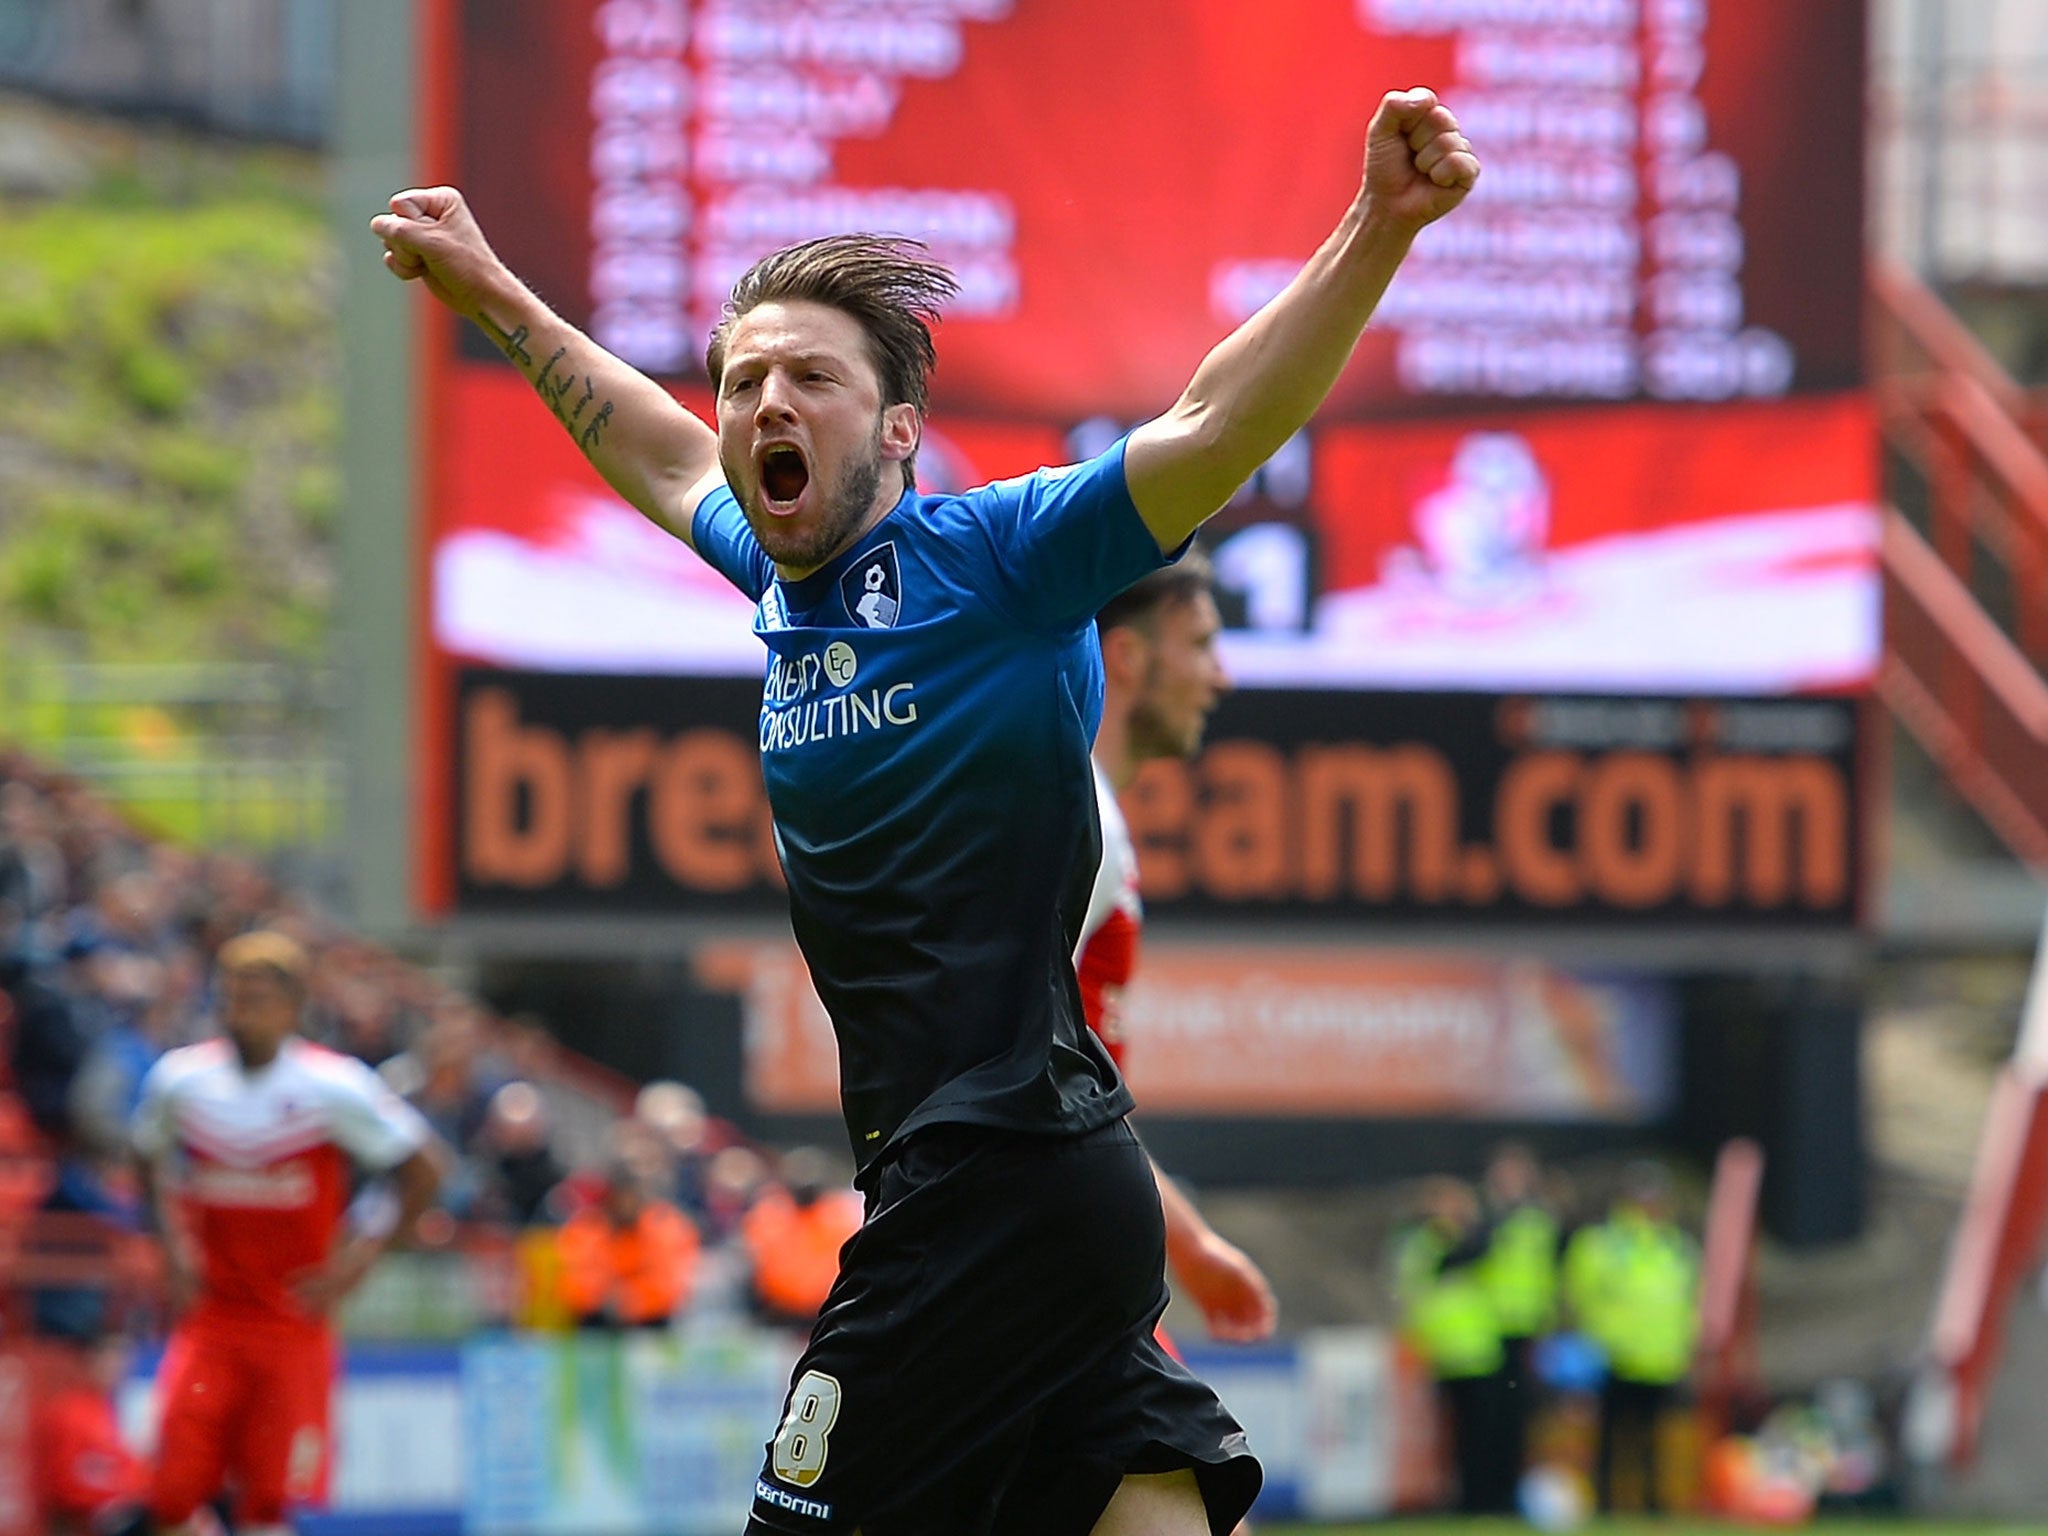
{"left": 0, "top": 750, "right": 862, "bottom": 1527}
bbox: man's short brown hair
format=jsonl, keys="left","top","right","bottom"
{"left": 1096, "top": 545, "right": 1217, "bottom": 636}
{"left": 706, "top": 235, "right": 958, "bottom": 492}
{"left": 216, "top": 930, "right": 309, "bottom": 998}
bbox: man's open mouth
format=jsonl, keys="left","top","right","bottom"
{"left": 761, "top": 445, "right": 811, "bottom": 511}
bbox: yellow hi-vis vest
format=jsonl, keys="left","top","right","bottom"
{"left": 1570, "top": 1213, "right": 1699, "bottom": 1385}
{"left": 1392, "top": 1221, "right": 1450, "bottom": 1313}
{"left": 1409, "top": 1264, "right": 1506, "bottom": 1380}
{"left": 1480, "top": 1202, "right": 1559, "bottom": 1339}
{"left": 1395, "top": 1225, "right": 1504, "bottom": 1381}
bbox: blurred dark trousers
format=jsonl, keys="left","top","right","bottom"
{"left": 1440, "top": 1370, "right": 1519, "bottom": 1514}
{"left": 1500, "top": 1333, "right": 1537, "bottom": 1481}
{"left": 1596, "top": 1375, "right": 1673, "bottom": 1512}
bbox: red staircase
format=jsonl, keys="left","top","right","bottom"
{"left": 1875, "top": 262, "right": 2048, "bottom": 1468}
{"left": 1871, "top": 259, "right": 2048, "bottom": 868}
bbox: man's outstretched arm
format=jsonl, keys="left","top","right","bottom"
{"left": 1154, "top": 1160, "right": 1278, "bottom": 1343}
{"left": 371, "top": 186, "right": 724, "bottom": 546}
{"left": 1124, "top": 88, "right": 1478, "bottom": 551}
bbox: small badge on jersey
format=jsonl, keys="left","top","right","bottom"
{"left": 760, "top": 583, "right": 789, "bottom": 632}
{"left": 841, "top": 542, "right": 902, "bottom": 630}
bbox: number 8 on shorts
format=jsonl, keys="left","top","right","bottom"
{"left": 771, "top": 1371, "right": 843, "bottom": 1487}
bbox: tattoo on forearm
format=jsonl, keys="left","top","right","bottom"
{"left": 535, "top": 346, "right": 571, "bottom": 408}
{"left": 486, "top": 335, "right": 617, "bottom": 457}
{"left": 477, "top": 314, "right": 533, "bottom": 368}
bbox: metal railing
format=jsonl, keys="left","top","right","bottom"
{"left": 0, "top": 653, "right": 342, "bottom": 854}
{"left": 0, "top": 0, "right": 333, "bottom": 143}
{"left": 1874, "top": 259, "right": 2048, "bottom": 869}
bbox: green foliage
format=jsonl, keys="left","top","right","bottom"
{"left": 116, "top": 342, "right": 194, "bottom": 416}
{"left": 0, "top": 119, "right": 336, "bottom": 668}
{"left": 0, "top": 651, "right": 335, "bottom": 849}
{"left": 164, "top": 527, "right": 229, "bottom": 596}
{"left": 288, "top": 462, "right": 338, "bottom": 535}
{"left": 0, "top": 517, "right": 83, "bottom": 623}
{"left": 136, "top": 431, "right": 244, "bottom": 502}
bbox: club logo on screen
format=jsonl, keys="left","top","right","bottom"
{"left": 841, "top": 543, "right": 901, "bottom": 630}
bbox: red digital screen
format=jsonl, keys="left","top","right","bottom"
{"left": 458, "top": 0, "right": 1865, "bottom": 415}
{"left": 428, "top": 0, "right": 1876, "bottom": 697}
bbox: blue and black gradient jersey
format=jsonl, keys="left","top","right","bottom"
{"left": 691, "top": 441, "right": 1172, "bottom": 1170}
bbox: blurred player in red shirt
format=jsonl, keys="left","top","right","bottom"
{"left": 34, "top": 1332, "right": 151, "bottom": 1536}
{"left": 1081, "top": 551, "right": 1278, "bottom": 1345}
{"left": 131, "top": 932, "right": 442, "bottom": 1536}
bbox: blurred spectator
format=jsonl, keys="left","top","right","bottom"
{"left": 68, "top": 951, "right": 189, "bottom": 1158}
{"left": 633, "top": 1077, "right": 717, "bottom": 1222}
{"left": 1564, "top": 1159, "right": 1701, "bottom": 1513}
{"left": 319, "top": 964, "right": 407, "bottom": 1070}
{"left": 3, "top": 914, "right": 88, "bottom": 1141}
{"left": 33, "top": 1330, "right": 151, "bottom": 1536}
{"left": 145, "top": 843, "right": 203, "bottom": 931}
{"left": 66, "top": 946, "right": 140, "bottom": 1046}
{"left": 386, "top": 1004, "right": 502, "bottom": 1158}
{"left": 741, "top": 1146, "right": 862, "bottom": 1330}
{"left": 65, "top": 869, "right": 167, "bottom": 965}
{"left": 1392, "top": 1176, "right": 1515, "bottom": 1514}
{"left": 702, "top": 1143, "right": 774, "bottom": 1243}
{"left": 0, "top": 779, "right": 68, "bottom": 953}
{"left": 497, "top": 1013, "right": 561, "bottom": 1084}
{"left": 556, "top": 1152, "right": 700, "bottom": 1329}
{"left": 472, "top": 1081, "right": 568, "bottom": 1227}
{"left": 188, "top": 850, "right": 274, "bottom": 957}
{"left": 31, "top": 1147, "right": 141, "bottom": 1344}
{"left": 1477, "top": 1141, "right": 1561, "bottom": 1485}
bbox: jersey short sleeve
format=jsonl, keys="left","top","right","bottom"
{"left": 689, "top": 485, "right": 775, "bottom": 601}
{"left": 960, "top": 437, "right": 1176, "bottom": 634}
{"left": 321, "top": 1055, "right": 433, "bottom": 1172}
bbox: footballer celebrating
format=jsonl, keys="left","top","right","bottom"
{"left": 374, "top": 88, "right": 1476, "bottom": 1536}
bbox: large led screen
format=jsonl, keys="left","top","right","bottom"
{"left": 428, "top": 0, "right": 1875, "bottom": 698}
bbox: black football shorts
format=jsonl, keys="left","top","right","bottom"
{"left": 744, "top": 1117, "right": 1261, "bottom": 1536}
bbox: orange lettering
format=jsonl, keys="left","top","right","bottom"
{"left": 651, "top": 730, "right": 764, "bottom": 892}
{"left": 577, "top": 729, "right": 657, "bottom": 886}
{"left": 463, "top": 689, "right": 572, "bottom": 888}
{"left": 1194, "top": 743, "right": 1290, "bottom": 900}
{"left": 1123, "top": 761, "right": 1195, "bottom": 901}
{"left": 1497, "top": 753, "right": 1581, "bottom": 906}
{"left": 1691, "top": 756, "right": 1847, "bottom": 907}
{"left": 1296, "top": 745, "right": 1458, "bottom": 901}
{"left": 1581, "top": 753, "right": 1685, "bottom": 907}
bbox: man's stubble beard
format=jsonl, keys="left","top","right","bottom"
{"left": 1128, "top": 703, "right": 1204, "bottom": 765}
{"left": 732, "top": 425, "right": 887, "bottom": 572}
{"left": 1127, "top": 666, "right": 1207, "bottom": 765}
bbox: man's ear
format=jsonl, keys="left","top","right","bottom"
{"left": 879, "top": 403, "right": 920, "bottom": 464}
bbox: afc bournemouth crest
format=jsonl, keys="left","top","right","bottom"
{"left": 842, "top": 542, "right": 902, "bottom": 630}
